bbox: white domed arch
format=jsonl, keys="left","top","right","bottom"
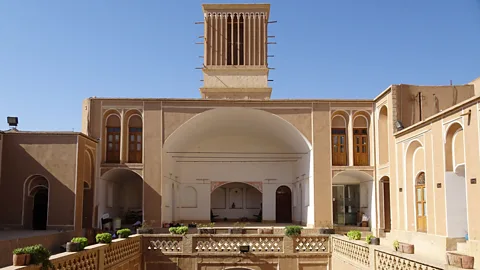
{"left": 162, "top": 108, "right": 314, "bottom": 226}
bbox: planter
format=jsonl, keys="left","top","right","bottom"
{"left": 13, "top": 254, "right": 31, "bottom": 266}
{"left": 370, "top": 237, "right": 380, "bottom": 245}
{"left": 198, "top": 228, "right": 216, "bottom": 234}
{"left": 446, "top": 252, "right": 474, "bottom": 269}
{"left": 66, "top": 242, "right": 80, "bottom": 252}
{"left": 137, "top": 228, "right": 154, "bottom": 234}
{"left": 319, "top": 228, "right": 335, "bottom": 235}
{"left": 398, "top": 242, "right": 414, "bottom": 254}
{"left": 228, "top": 228, "right": 246, "bottom": 234}
{"left": 258, "top": 228, "right": 274, "bottom": 234}
{"left": 118, "top": 235, "right": 129, "bottom": 239}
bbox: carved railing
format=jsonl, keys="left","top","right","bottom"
{"left": 143, "top": 235, "right": 183, "bottom": 253}
{"left": 375, "top": 250, "right": 442, "bottom": 270}
{"left": 294, "top": 236, "right": 329, "bottom": 253}
{"left": 332, "top": 236, "right": 370, "bottom": 267}
{"left": 193, "top": 235, "right": 284, "bottom": 253}
{"left": 5, "top": 235, "right": 142, "bottom": 270}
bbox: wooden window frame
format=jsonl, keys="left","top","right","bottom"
{"left": 415, "top": 173, "right": 427, "bottom": 233}
{"left": 353, "top": 128, "right": 369, "bottom": 166}
{"left": 106, "top": 127, "right": 121, "bottom": 163}
{"left": 331, "top": 128, "right": 347, "bottom": 166}
{"left": 128, "top": 127, "right": 143, "bottom": 163}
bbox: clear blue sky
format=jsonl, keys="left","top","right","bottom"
{"left": 1, "top": 0, "right": 479, "bottom": 131}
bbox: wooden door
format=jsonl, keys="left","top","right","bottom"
{"left": 276, "top": 186, "right": 292, "bottom": 223}
{"left": 128, "top": 128, "right": 142, "bottom": 163}
{"left": 332, "top": 128, "right": 347, "bottom": 166}
{"left": 383, "top": 181, "right": 391, "bottom": 232}
{"left": 353, "top": 128, "right": 369, "bottom": 166}
{"left": 415, "top": 173, "right": 427, "bottom": 232}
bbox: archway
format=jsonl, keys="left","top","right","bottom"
{"left": 211, "top": 182, "right": 262, "bottom": 222}
{"left": 163, "top": 108, "right": 313, "bottom": 226}
{"left": 32, "top": 188, "right": 48, "bottom": 230}
{"left": 444, "top": 122, "right": 468, "bottom": 238}
{"left": 23, "top": 175, "right": 49, "bottom": 230}
{"left": 332, "top": 171, "right": 374, "bottom": 227}
{"left": 276, "top": 186, "right": 292, "bottom": 223}
{"left": 380, "top": 176, "right": 391, "bottom": 233}
{"left": 82, "top": 150, "right": 95, "bottom": 229}
{"left": 405, "top": 140, "right": 425, "bottom": 232}
{"left": 99, "top": 169, "right": 143, "bottom": 229}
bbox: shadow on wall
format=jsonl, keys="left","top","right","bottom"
{"left": 0, "top": 135, "right": 76, "bottom": 229}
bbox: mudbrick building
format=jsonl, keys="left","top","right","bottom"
{"left": 1, "top": 3, "right": 480, "bottom": 270}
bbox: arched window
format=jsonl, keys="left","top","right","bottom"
{"left": 415, "top": 172, "right": 427, "bottom": 233}
{"left": 105, "top": 114, "right": 121, "bottom": 163}
{"left": 378, "top": 106, "right": 389, "bottom": 164}
{"left": 128, "top": 115, "right": 143, "bottom": 163}
{"left": 353, "top": 115, "right": 369, "bottom": 166}
{"left": 331, "top": 114, "right": 347, "bottom": 166}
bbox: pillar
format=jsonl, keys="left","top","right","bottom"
{"left": 348, "top": 111, "right": 354, "bottom": 166}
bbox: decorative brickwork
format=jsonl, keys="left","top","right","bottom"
{"left": 194, "top": 236, "right": 283, "bottom": 253}
{"left": 375, "top": 250, "right": 442, "bottom": 270}
{"left": 52, "top": 249, "right": 98, "bottom": 270}
{"left": 146, "top": 237, "right": 183, "bottom": 253}
{"left": 332, "top": 236, "right": 370, "bottom": 266}
{"left": 104, "top": 237, "right": 141, "bottom": 268}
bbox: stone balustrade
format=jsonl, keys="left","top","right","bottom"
{"left": 331, "top": 235, "right": 445, "bottom": 270}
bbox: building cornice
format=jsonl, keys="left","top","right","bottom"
{"left": 2, "top": 131, "right": 99, "bottom": 143}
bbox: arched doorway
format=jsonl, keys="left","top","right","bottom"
{"left": 32, "top": 188, "right": 48, "bottom": 230}
{"left": 415, "top": 172, "right": 427, "bottom": 233}
{"left": 276, "top": 186, "right": 292, "bottom": 223}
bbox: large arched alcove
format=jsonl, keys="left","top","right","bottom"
{"left": 23, "top": 175, "right": 49, "bottom": 230}
{"left": 444, "top": 122, "right": 468, "bottom": 238}
{"left": 82, "top": 150, "right": 95, "bottom": 229}
{"left": 378, "top": 106, "right": 389, "bottom": 164}
{"left": 405, "top": 140, "right": 426, "bottom": 232}
{"left": 211, "top": 182, "right": 262, "bottom": 221}
{"left": 163, "top": 108, "right": 313, "bottom": 225}
{"left": 98, "top": 169, "right": 143, "bottom": 229}
{"left": 332, "top": 171, "right": 375, "bottom": 227}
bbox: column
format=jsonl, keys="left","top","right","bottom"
{"left": 348, "top": 111, "right": 354, "bottom": 166}
{"left": 120, "top": 110, "right": 126, "bottom": 163}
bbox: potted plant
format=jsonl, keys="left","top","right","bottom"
{"left": 28, "top": 244, "right": 53, "bottom": 270}
{"left": 198, "top": 223, "right": 216, "bottom": 234}
{"left": 137, "top": 220, "right": 154, "bottom": 234}
{"left": 12, "top": 247, "right": 31, "bottom": 266}
{"left": 229, "top": 222, "right": 248, "bottom": 234}
{"left": 188, "top": 222, "right": 197, "bottom": 228}
{"left": 66, "top": 237, "right": 88, "bottom": 252}
{"left": 169, "top": 226, "right": 188, "bottom": 235}
{"left": 347, "top": 230, "right": 362, "bottom": 240}
{"left": 365, "top": 234, "right": 380, "bottom": 245}
{"left": 318, "top": 221, "right": 335, "bottom": 234}
{"left": 285, "top": 225, "right": 303, "bottom": 237}
{"left": 393, "top": 240, "right": 414, "bottom": 254}
{"left": 117, "top": 228, "right": 132, "bottom": 238}
{"left": 96, "top": 233, "right": 113, "bottom": 244}
{"left": 258, "top": 227, "right": 274, "bottom": 234}
{"left": 393, "top": 240, "right": 399, "bottom": 251}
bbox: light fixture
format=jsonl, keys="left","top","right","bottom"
{"left": 7, "top": 116, "right": 18, "bottom": 128}
{"left": 239, "top": 245, "right": 250, "bottom": 253}
{"left": 395, "top": 120, "right": 404, "bottom": 131}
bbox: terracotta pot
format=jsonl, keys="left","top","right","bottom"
{"left": 370, "top": 237, "right": 380, "bottom": 245}
{"left": 137, "top": 228, "right": 154, "bottom": 234}
{"left": 398, "top": 242, "right": 414, "bottom": 254}
{"left": 13, "top": 254, "right": 30, "bottom": 266}
{"left": 258, "top": 228, "right": 274, "bottom": 234}
{"left": 319, "top": 228, "right": 335, "bottom": 235}
{"left": 446, "top": 252, "right": 474, "bottom": 269}
{"left": 228, "top": 228, "right": 246, "bottom": 234}
{"left": 66, "top": 242, "right": 80, "bottom": 252}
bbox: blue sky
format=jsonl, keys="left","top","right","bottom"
{"left": 1, "top": 0, "right": 479, "bottom": 131}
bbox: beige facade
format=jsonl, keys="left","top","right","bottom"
{"left": 1, "top": 3, "right": 480, "bottom": 269}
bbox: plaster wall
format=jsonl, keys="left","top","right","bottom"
{"left": 444, "top": 171, "right": 468, "bottom": 238}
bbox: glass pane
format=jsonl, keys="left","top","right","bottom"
{"left": 416, "top": 188, "right": 423, "bottom": 201}
{"left": 333, "top": 136, "right": 338, "bottom": 144}
{"left": 356, "top": 146, "right": 360, "bottom": 152}
{"left": 130, "top": 135, "right": 134, "bottom": 141}
{"left": 108, "top": 143, "right": 113, "bottom": 150}
{"left": 115, "top": 144, "right": 119, "bottom": 151}
{"left": 137, "top": 135, "right": 141, "bottom": 142}
{"left": 423, "top": 203, "right": 427, "bottom": 215}
{"left": 137, "top": 143, "right": 141, "bottom": 151}
{"left": 115, "top": 135, "right": 120, "bottom": 141}
{"left": 417, "top": 203, "right": 423, "bottom": 216}
{"left": 422, "top": 188, "right": 426, "bottom": 200}
{"left": 340, "top": 136, "right": 344, "bottom": 144}
{"left": 356, "top": 137, "right": 359, "bottom": 144}
{"left": 333, "top": 145, "right": 338, "bottom": 152}
{"left": 108, "top": 135, "right": 113, "bottom": 141}
{"left": 362, "top": 146, "right": 366, "bottom": 153}
{"left": 362, "top": 137, "right": 366, "bottom": 144}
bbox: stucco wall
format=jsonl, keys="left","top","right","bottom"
{"left": 0, "top": 134, "right": 78, "bottom": 228}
